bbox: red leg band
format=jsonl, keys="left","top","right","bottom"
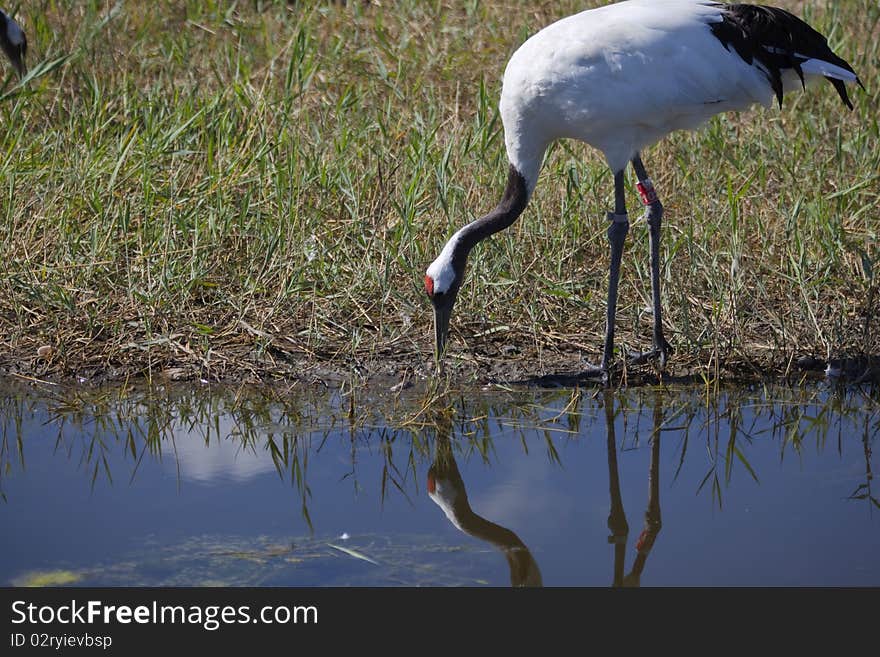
{"left": 637, "top": 179, "right": 659, "bottom": 206}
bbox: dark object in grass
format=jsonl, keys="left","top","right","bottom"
{"left": 0, "top": 9, "right": 27, "bottom": 78}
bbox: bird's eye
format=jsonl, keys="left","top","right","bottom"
{"left": 424, "top": 275, "right": 434, "bottom": 297}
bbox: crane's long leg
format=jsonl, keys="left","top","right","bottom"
{"left": 603, "top": 391, "right": 629, "bottom": 586}
{"left": 604, "top": 171, "right": 630, "bottom": 375}
{"left": 622, "top": 391, "right": 663, "bottom": 587}
{"left": 629, "top": 155, "right": 672, "bottom": 368}
{"left": 584, "top": 169, "right": 630, "bottom": 383}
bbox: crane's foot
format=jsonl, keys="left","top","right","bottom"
{"left": 580, "top": 361, "right": 613, "bottom": 385}
{"left": 627, "top": 337, "right": 672, "bottom": 369}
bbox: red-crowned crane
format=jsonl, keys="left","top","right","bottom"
{"left": 428, "top": 437, "right": 542, "bottom": 587}
{"left": 424, "top": 0, "right": 862, "bottom": 382}
{"left": 0, "top": 8, "right": 26, "bottom": 78}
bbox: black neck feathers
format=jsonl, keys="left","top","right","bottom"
{"left": 458, "top": 164, "right": 530, "bottom": 256}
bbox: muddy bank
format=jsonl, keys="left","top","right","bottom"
{"left": 1, "top": 334, "right": 872, "bottom": 388}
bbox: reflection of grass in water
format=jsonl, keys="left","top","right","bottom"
{"left": 1, "top": 381, "right": 877, "bottom": 517}
{"left": 9, "top": 534, "right": 496, "bottom": 587}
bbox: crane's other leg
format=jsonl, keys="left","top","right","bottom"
{"left": 584, "top": 169, "right": 630, "bottom": 383}
{"left": 629, "top": 154, "right": 672, "bottom": 368}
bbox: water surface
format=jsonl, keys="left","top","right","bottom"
{"left": 1, "top": 380, "right": 877, "bottom": 586}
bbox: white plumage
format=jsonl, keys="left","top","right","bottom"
{"left": 508, "top": 2, "right": 757, "bottom": 184}
{"left": 501, "top": 0, "right": 858, "bottom": 190}
{"left": 424, "top": 0, "right": 861, "bottom": 379}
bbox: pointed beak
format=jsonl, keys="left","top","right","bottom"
{"left": 432, "top": 299, "right": 453, "bottom": 364}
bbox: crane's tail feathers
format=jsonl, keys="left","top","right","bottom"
{"left": 799, "top": 58, "right": 861, "bottom": 110}
{"left": 800, "top": 58, "right": 858, "bottom": 83}
{"left": 709, "top": 3, "right": 861, "bottom": 110}
{"left": 827, "top": 78, "right": 853, "bottom": 111}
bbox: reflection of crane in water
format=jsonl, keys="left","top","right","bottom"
{"left": 604, "top": 390, "right": 662, "bottom": 587}
{"left": 426, "top": 391, "right": 664, "bottom": 586}
{"left": 427, "top": 424, "right": 542, "bottom": 587}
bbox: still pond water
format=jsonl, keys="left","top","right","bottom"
{"left": 1, "top": 379, "right": 878, "bottom": 587}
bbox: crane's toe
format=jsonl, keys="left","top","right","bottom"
{"left": 628, "top": 337, "right": 673, "bottom": 369}
{"left": 579, "top": 360, "right": 614, "bottom": 385}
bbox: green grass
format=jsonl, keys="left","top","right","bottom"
{"left": 0, "top": 0, "right": 877, "bottom": 383}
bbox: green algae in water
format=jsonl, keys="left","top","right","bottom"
{"left": 13, "top": 570, "right": 83, "bottom": 587}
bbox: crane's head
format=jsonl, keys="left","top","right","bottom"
{"left": 0, "top": 10, "right": 27, "bottom": 79}
{"left": 424, "top": 238, "right": 467, "bottom": 364}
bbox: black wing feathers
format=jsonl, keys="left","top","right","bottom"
{"left": 708, "top": 4, "right": 860, "bottom": 109}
